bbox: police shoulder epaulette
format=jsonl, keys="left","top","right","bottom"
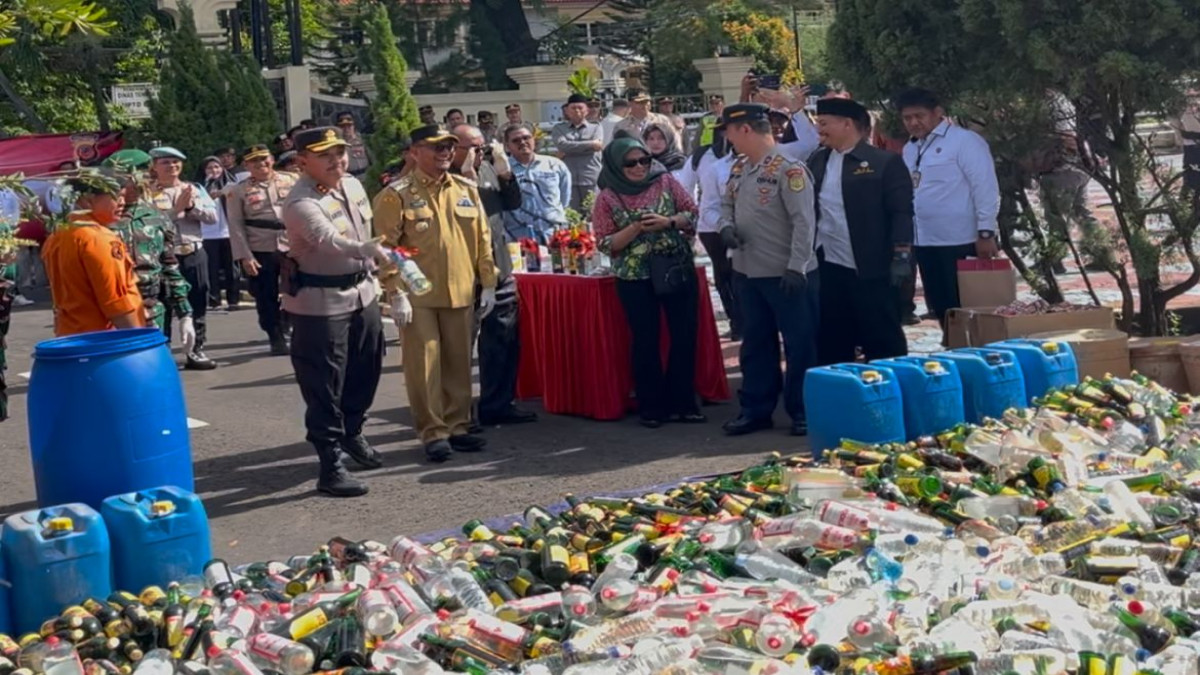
{"left": 730, "top": 156, "right": 750, "bottom": 175}
{"left": 450, "top": 173, "right": 477, "bottom": 188}
{"left": 386, "top": 176, "right": 412, "bottom": 193}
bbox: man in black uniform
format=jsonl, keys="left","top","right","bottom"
{"left": 451, "top": 124, "right": 538, "bottom": 427}
{"left": 807, "top": 98, "right": 914, "bottom": 364}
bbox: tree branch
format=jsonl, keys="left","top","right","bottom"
{"left": 0, "top": 64, "right": 48, "bottom": 132}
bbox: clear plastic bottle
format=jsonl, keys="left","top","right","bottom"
{"left": 597, "top": 579, "right": 658, "bottom": 613}
{"left": 974, "top": 648, "right": 1069, "bottom": 675}
{"left": 812, "top": 500, "right": 873, "bottom": 531}
{"left": 753, "top": 614, "right": 799, "bottom": 658}
{"left": 563, "top": 585, "right": 598, "bottom": 620}
{"left": 207, "top": 648, "right": 265, "bottom": 675}
{"left": 214, "top": 602, "right": 258, "bottom": 639}
{"left": 733, "top": 543, "right": 822, "bottom": 586}
{"left": 42, "top": 637, "right": 84, "bottom": 675}
{"left": 369, "top": 639, "right": 446, "bottom": 674}
{"left": 846, "top": 614, "right": 895, "bottom": 650}
{"left": 246, "top": 634, "right": 315, "bottom": 675}
{"left": 356, "top": 589, "right": 399, "bottom": 637}
{"left": 1104, "top": 480, "right": 1156, "bottom": 530}
{"left": 593, "top": 553, "right": 639, "bottom": 591}
{"left": 133, "top": 650, "right": 176, "bottom": 675}
{"left": 757, "top": 516, "right": 859, "bottom": 550}
{"left": 696, "top": 521, "right": 750, "bottom": 551}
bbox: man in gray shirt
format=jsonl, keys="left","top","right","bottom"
{"left": 717, "top": 103, "right": 818, "bottom": 438}
{"left": 551, "top": 94, "right": 604, "bottom": 211}
{"left": 282, "top": 126, "right": 391, "bottom": 498}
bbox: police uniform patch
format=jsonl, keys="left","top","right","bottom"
{"left": 786, "top": 168, "right": 806, "bottom": 192}
{"left": 456, "top": 196, "right": 474, "bottom": 207}
{"left": 416, "top": 221, "right": 430, "bottom": 232}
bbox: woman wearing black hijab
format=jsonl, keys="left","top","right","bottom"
{"left": 641, "top": 122, "right": 688, "bottom": 177}
{"left": 197, "top": 155, "right": 239, "bottom": 309}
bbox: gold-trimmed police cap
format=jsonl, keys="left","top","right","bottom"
{"left": 716, "top": 102, "right": 770, "bottom": 129}
{"left": 409, "top": 125, "right": 458, "bottom": 146}
{"left": 294, "top": 126, "right": 349, "bottom": 153}
{"left": 242, "top": 144, "right": 272, "bottom": 162}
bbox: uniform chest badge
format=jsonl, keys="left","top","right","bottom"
{"left": 415, "top": 221, "right": 430, "bottom": 232}
{"left": 457, "top": 196, "right": 474, "bottom": 207}
{"left": 410, "top": 197, "right": 427, "bottom": 208}
{"left": 853, "top": 161, "right": 875, "bottom": 176}
{"left": 786, "top": 168, "right": 807, "bottom": 192}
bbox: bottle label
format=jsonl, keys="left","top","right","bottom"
{"left": 288, "top": 608, "right": 328, "bottom": 639}
{"left": 248, "top": 633, "right": 291, "bottom": 663}
{"left": 816, "top": 502, "right": 871, "bottom": 530}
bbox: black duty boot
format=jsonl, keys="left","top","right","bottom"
{"left": 315, "top": 444, "right": 369, "bottom": 497}
{"left": 341, "top": 434, "right": 383, "bottom": 469}
{"left": 269, "top": 331, "right": 289, "bottom": 356}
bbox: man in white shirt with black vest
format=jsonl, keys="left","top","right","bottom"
{"left": 897, "top": 88, "right": 1000, "bottom": 343}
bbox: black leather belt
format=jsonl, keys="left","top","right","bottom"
{"left": 296, "top": 271, "right": 368, "bottom": 289}
{"left": 245, "top": 219, "right": 285, "bottom": 230}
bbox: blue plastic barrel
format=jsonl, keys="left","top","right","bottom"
{"left": 101, "top": 486, "right": 212, "bottom": 593}
{"left": 2, "top": 504, "right": 111, "bottom": 633}
{"left": 0, "top": 538, "right": 10, "bottom": 635}
{"left": 872, "top": 356, "right": 966, "bottom": 439}
{"left": 987, "top": 339, "right": 1079, "bottom": 403}
{"left": 803, "top": 363, "right": 906, "bottom": 461}
{"left": 937, "top": 348, "right": 1028, "bottom": 423}
{"left": 28, "top": 328, "right": 194, "bottom": 510}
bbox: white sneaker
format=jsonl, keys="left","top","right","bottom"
{"left": 12, "top": 295, "right": 34, "bottom": 307}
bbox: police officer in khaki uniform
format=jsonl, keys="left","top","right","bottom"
{"left": 373, "top": 125, "right": 498, "bottom": 463}
{"left": 282, "top": 127, "right": 391, "bottom": 498}
{"left": 226, "top": 144, "right": 298, "bottom": 355}
{"left": 717, "top": 103, "right": 819, "bottom": 439}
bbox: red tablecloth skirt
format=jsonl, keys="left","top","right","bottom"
{"left": 515, "top": 269, "right": 731, "bottom": 420}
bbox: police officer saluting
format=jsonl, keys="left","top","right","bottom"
{"left": 226, "top": 144, "right": 298, "bottom": 355}
{"left": 282, "top": 127, "right": 390, "bottom": 497}
{"left": 373, "top": 125, "right": 498, "bottom": 463}
{"left": 718, "top": 103, "right": 819, "bottom": 438}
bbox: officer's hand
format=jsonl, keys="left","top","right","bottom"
{"left": 890, "top": 250, "right": 913, "bottom": 288}
{"left": 177, "top": 316, "right": 197, "bottom": 355}
{"left": 390, "top": 294, "right": 413, "bottom": 327}
{"left": 359, "top": 238, "right": 391, "bottom": 262}
{"left": 780, "top": 269, "right": 808, "bottom": 296}
{"left": 174, "top": 183, "right": 195, "bottom": 214}
{"left": 240, "top": 258, "right": 261, "bottom": 277}
{"left": 975, "top": 235, "right": 1000, "bottom": 260}
{"left": 490, "top": 141, "right": 511, "bottom": 176}
{"left": 719, "top": 226, "right": 741, "bottom": 250}
{"left": 478, "top": 287, "right": 498, "bottom": 320}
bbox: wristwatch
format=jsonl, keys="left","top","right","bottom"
{"left": 978, "top": 230, "right": 996, "bottom": 239}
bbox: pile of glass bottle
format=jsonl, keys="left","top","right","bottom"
{"left": 8, "top": 372, "right": 1200, "bottom": 675}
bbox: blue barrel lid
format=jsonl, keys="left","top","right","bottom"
{"left": 34, "top": 328, "right": 167, "bottom": 361}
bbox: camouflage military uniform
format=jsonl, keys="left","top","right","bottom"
{"left": 111, "top": 201, "right": 193, "bottom": 329}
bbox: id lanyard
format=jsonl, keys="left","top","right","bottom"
{"left": 910, "top": 134, "right": 940, "bottom": 189}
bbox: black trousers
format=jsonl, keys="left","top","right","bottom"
{"left": 165, "top": 248, "right": 210, "bottom": 349}
{"left": 898, "top": 256, "right": 917, "bottom": 317}
{"left": 915, "top": 243, "right": 976, "bottom": 327}
{"left": 248, "top": 250, "right": 284, "bottom": 337}
{"left": 205, "top": 238, "right": 239, "bottom": 306}
{"left": 817, "top": 261, "right": 907, "bottom": 365}
{"left": 289, "top": 302, "right": 385, "bottom": 448}
{"left": 698, "top": 232, "right": 741, "bottom": 335}
{"left": 476, "top": 274, "right": 520, "bottom": 419}
{"left": 734, "top": 271, "right": 819, "bottom": 423}
{"left": 615, "top": 277, "right": 700, "bottom": 421}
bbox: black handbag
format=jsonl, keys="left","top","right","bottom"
{"left": 648, "top": 249, "right": 694, "bottom": 296}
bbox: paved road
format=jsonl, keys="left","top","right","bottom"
{"left": 0, "top": 302, "right": 810, "bottom": 565}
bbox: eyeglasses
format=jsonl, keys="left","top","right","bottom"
{"left": 622, "top": 156, "right": 653, "bottom": 168}
{"left": 509, "top": 135, "right": 534, "bottom": 144}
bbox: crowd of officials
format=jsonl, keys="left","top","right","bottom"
{"left": 0, "top": 75, "right": 1039, "bottom": 499}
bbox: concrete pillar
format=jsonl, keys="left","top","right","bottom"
{"left": 694, "top": 56, "right": 755, "bottom": 106}
{"left": 349, "top": 71, "right": 420, "bottom": 102}
{"left": 507, "top": 65, "right": 573, "bottom": 124}
{"left": 157, "top": 0, "right": 237, "bottom": 45}
{"left": 264, "top": 65, "right": 313, "bottom": 127}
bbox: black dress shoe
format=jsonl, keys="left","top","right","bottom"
{"left": 185, "top": 350, "right": 218, "bottom": 370}
{"left": 341, "top": 435, "right": 383, "bottom": 469}
{"left": 468, "top": 421, "right": 484, "bottom": 434}
{"left": 723, "top": 415, "right": 773, "bottom": 436}
{"left": 479, "top": 406, "right": 539, "bottom": 426}
{"left": 791, "top": 420, "right": 809, "bottom": 436}
{"left": 269, "top": 334, "right": 290, "bottom": 356}
{"left": 425, "top": 439, "right": 452, "bottom": 463}
{"left": 449, "top": 434, "right": 488, "bottom": 452}
{"left": 670, "top": 412, "right": 708, "bottom": 424}
{"left": 639, "top": 418, "right": 663, "bottom": 429}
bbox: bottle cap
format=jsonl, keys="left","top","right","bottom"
{"left": 860, "top": 370, "right": 882, "bottom": 383}
{"left": 923, "top": 361, "right": 944, "bottom": 374}
{"left": 150, "top": 501, "right": 176, "bottom": 517}
{"left": 46, "top": 517, "right": 73, "bottom": 533}
{"left": 1041, "top": 341, "right": 1060, "bottom": 354}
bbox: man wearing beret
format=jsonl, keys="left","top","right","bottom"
{"left": 717, "top": 103, "right": 819, "bottom": 438}
{"left": 102, "top": 149, "right": 196, "bottom": 354}
{"left": 373, "top": 125, "right": 498, "bottom": 463}
{"left": 226, "top": 144, "right": 299, "bottom": 355}
{"left": 552, "top": 93, "right": 604, "bottom": 211}
{"left": 42, "top": 173, "right": 145, "bottom": 337}
{"left": 283, "top": 126, "right": 391, "bottom": 497}
{"left": 148, "top": 146, "right": 219, "bottom": 370}
{"left": 809, "top": 98, "right": 914, "bottom": 364}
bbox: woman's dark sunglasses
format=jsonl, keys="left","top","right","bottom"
{"left": 622, "top": 156, "right": 653, "bottom": 168}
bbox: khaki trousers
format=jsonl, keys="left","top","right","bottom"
{"left": 401, "top": 305, "right": 474, "bottom": 442}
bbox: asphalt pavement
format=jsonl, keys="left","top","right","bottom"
{"left": 0, "top": 301, "right": 810, "bottom": 565}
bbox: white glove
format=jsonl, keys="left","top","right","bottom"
{"left": 390, "top": 294, "right": 413, "bottom": 326}
{"left": 490, "top": 141, "right": 511, "bottom": 176}
{"left": 360, "top": 239, "right": 390, "bottom": 262}
{"left": 478, "top": 287, "right": 497, "bottom": 319}
{"left": 177, "top": 316, "right": 197, "bottom": 354}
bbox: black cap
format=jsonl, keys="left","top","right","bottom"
{"left": 335, "top": 111, "right": 355, "bottom": 124}
{"left": 716, "top": 102, "right": 770, "bottom": 129}
{"left": 418, "top": 105, "right": 434, "bottom": 113}
{"left": 294, "top": 126, "right": 349, "bottom": 153}
{"left": 409, "top": 125, "right": 458, "bottom": 145}
{"left": 817, "top": 98, "right": 870, "bottom": 122}
{"left": 242, "top": 144, "right": 272, "bottom": 162}
{"left": 566, "top": 93, "right": 588, "bottom": 105}
{"left": 505, "top": 103, "right": 521, "bottom": 111}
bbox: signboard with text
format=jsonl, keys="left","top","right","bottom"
{"left": 111, "top": 83, "right": 159, "bottom": 119}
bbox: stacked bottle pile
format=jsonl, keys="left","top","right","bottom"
{"left": 7, "top": 373, "right": 1200, "bottom": 674}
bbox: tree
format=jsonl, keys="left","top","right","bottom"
{"left": 829, "top": 0, "right": 1200, "bottom": 335}
{"left": 363, "top": 3, "right": 419, "bottom": 192}
{"left": 146, "top": 4, "right": 279, "bottom": 167}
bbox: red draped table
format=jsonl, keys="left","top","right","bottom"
{"left": 514, "top": 269, "right": 731, "bottom": 420}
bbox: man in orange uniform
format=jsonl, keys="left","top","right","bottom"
{"left": 42, "top": 174, "right": 145, "bottom": 336}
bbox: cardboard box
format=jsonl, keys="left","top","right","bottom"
{"left": 946, "top": 306, "right": 1115, "bottom": 347}
{"left": 957, "top": 259, "right": 1017, "bottom": 309}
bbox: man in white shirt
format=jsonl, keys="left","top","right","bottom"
{"left": 600, "top": 99, "right": 629, "bottom": 146}
{"left": 808, "top": 98, "right": 914, "bottom": 363}
{"left": 897, "top": 88, "right": 1000, "bottom": 340}
{"left": 693, "top": 130, "right": 740, "bottom": 340}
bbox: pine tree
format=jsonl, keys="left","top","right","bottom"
{"left": 363, "top": 3, "right": 419, "bottom": 192}
{"left": 146, "top": 4, "right": 280, "bottom": 169}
